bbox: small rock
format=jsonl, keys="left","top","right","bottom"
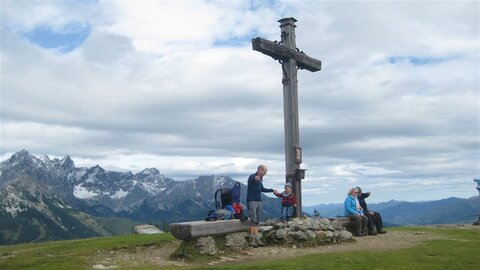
{"left": 196, "top": 236, "right": 218, "bottom": 255}
{"left": 92, "top": 264, "right": 118, "bottom": 269}
{"left": 315, "top": 230, "right": 328, "bottom": 241}
{"left": 304, "top": 230, "right": 317, "bottom": 240}
{"left": 339, "top": 230, "right": 353, "bottom": 241}
{"left": 225, "top": 232, "right": 247, "bottom": 251}
{"left": 133, "top": 224, "right": 164, "bottom": 235}
{"left": 276, "top": 228, "right": 289, "bottom": 239}
{"left": 260, "top": 225, "right": 274, "bottom": 232}
{"left": 269, "top": 249, "right": 279, "bottom": 255}
{"left": 288, "top": 231, "right": 305, "bottom": 240}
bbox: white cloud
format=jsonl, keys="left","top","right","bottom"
{"left": 81, "top": 30, "right": 135, "bottom": 64}
{"left": 104, "top": 1, "right": 283, "bottom": 54}
{"left": 1, "top": 0, "right": 478, "bottom": 204}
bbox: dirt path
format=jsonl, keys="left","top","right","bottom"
{"left": 205, "top": 229, "right": 442, "bottom": 266}
{"left": 91, "top": 226, "right": 478, "bottom": 269}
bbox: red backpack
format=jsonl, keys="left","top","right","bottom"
{"left": 232, "top": 202, "right": 243, "bottom": 218}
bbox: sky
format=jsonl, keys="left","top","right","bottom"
{"left": 1, "top": 0, "right": 479, "bottom": 206}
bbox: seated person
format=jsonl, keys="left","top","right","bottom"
{"left": 344, "top": 187, "right": 368, "bottom": 237}
{"left": 356, "top": 186, "right": 387, "bottom": 234}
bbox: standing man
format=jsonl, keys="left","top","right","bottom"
{"left": 247, "top": 164, "right": 276, "bottom": 247}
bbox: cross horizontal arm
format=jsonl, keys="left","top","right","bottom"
{"left": 252, "top": 37, "right": 322, "bottom": 72}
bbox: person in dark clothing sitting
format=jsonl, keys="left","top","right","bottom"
{"left": 356, "top": 186, "right": 387, "bottom": 235}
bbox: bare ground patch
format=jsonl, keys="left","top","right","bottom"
{"left": 90, "top": 241, "right": 187, "bottom": 269}
{"left": 207, "top": 229, "right": 445, "bottom": 266}
{"left": 89, "top": 228, "right": 465, "bottom": 269}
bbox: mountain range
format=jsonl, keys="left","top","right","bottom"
{"left": 304, "top": 196, "right": 480, "bottom": 226}
{"left": 1, "top": 150, "right": 479, "bottom": 245}
{"left": 0, "top": 150, "right": 280, "bottom": 245}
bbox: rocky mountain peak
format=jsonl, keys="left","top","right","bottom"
{"left": 1, "top": 149, "right": 44, "bottom": 171}
{"left": 60, "top": 155, "right": 75, "bottom": 171}
{"left": 9, "top": 149, "right": 33, "bottom": 164}
{"left": 40, "top": 155, "right": 51, "bottom": 163}
{"left": 88, "top": 165, "right": 105, "bottom": 174}
{"left": 13, "top": 149, "right": 30, "bottom": 158}
{"left": 139, "top": 168, "right": 160, "bottom": 175}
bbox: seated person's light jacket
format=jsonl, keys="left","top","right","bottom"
{"left": 344, "top": 195, "right": 363, "bottom": 216}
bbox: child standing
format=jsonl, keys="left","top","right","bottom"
{"left": 274, "top": 183, "right": 297, "bottom": 221}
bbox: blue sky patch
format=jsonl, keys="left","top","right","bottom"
{"left": 388, "top": 56, "right": 453, "bottom": 65}
{"left": 247, "top": 0, "right": 279, "bottom": 11}
{"left": 213, "top": 30, "right": 260, "bottom": 48}
{"left": 22, "top": 23, "right": 90, "bottom": 53}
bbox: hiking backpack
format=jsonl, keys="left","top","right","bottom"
{"left": 206, "top": 181, "right": 246, "bottom": 221}
{"left": 214, "top": 181, "right": 241, "bottom": 209}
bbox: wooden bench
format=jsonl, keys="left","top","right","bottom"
{"left": 328, "top": 217, "right": 356, "bottom": 234}
{"left": 169, "top": 219, "right": 250, "bottom": 240}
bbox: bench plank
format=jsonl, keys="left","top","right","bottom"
{"left": 329, "top": 217, "right": 353, "bottom": 227}
{"left": 329, "top": 217, "right": 356, "bottom": 234}
{"left": 169, "top": 219, "right": 250, "bottom": 240}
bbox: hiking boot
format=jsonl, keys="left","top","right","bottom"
{"left": 368, "top": 229, "right": 377, "bottom": 235}
{"left": 255, "top": 238, "right": 265, "bottom": 247}
{"left": 249, "top": 238, "right": 258, "bottom": 248}
{"left": 377, "top": 229, "right": 387, "bottom": 234}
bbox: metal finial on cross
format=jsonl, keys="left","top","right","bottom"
{"left": 252, "top": 17, "right": 322, "bottom": 218}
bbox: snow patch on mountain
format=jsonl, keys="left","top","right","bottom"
{"left": 141, "top": 182, "right": 166, "bottom": 195}
{"left": 2, "top": 190, "right": 27, "bottom": 217}
{"left": 111, "top": 189, "right": 128, "bottom": 200}
{"left": 75, "top": 168, "right": 88, "bottom": 179}
{"left": 74, "top": 184, "right": 99, "bottom": 199}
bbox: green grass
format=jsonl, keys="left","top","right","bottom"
{"left": 0, "top": 233, "right": 175, "bottom": 270}
{"left": 0, "top": 227, "right": 478, "bottom": 270}
{"left": 190, "top": 227, "right": 479, "bottom": 270}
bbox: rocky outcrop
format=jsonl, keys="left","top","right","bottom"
{"left": 195, "top": 236, "right": 218, "bottom": 255}
{"left": 224, "top": 232, "right": 248, "bottom": 251}
{"left": 261, "top": 217, "right": 352, "bottom": 245}
{"left": 171, "top": 217, "right": 353, "bottom": 258}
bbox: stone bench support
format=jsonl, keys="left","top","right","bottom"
{"left": 328, "top": 217, "right": 356, "bottom": 233}
{"left": 169, "top": 219, "right": 250, "bottom": 240}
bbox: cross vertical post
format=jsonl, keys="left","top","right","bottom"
{"left": 280, "top": 18, "right": 302, "bottom": 217}
{"left": 252, "top": 18, "right": 321, "bottom": 218}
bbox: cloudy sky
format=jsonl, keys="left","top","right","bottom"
{"left": 1, "top": 0, "right": 479, "bottom": 205}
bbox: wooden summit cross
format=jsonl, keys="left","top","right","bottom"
{"left": 252, "top": 17, "right": 321, "bottom": 217}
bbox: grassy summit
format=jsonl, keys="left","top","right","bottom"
{"left": 0, "top": 226, "right": 478, "bottom": 269}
